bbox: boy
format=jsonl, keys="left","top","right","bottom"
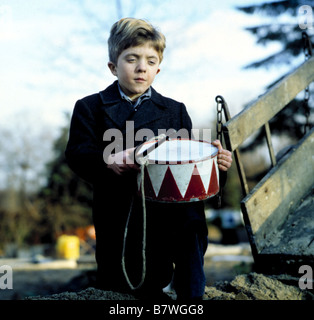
{"left": 65, "top": 18, "right": 232, "bottom": 300}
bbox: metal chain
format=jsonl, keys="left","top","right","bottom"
{"left": 215, "top": 96, "right": 225, "bottom": 209}
{"left": 302, "top": 32, "right": 312, "bottom": 135}
{"left": 303, "top": 87, "right": 310, "bottom": 134}
{"left": 216, "top": 97, "right": 223, "bottom": 141}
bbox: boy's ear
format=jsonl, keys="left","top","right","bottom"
{"left": 108, "top": 62, "right": 117, "bottom": 76}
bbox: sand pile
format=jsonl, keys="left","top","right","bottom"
{"left": 27, "top": 272, "right": 314, "bottom": 300}
{"left": 27, "top": 287, "right": 137, "bottom": 300}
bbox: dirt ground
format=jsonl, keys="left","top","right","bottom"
{"left": 0, "top": 260, "right": 238, "bottom": 300}
{"left": 1, "top": 243, "right": 313, "bottom": 301}
{"left": 26, "top": 272, "right": 314, "bottom": 301}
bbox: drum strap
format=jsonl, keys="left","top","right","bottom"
{"left": 122, "top": 135, "right": 163, "bottom": 290}
{"left": 121, "top": 162, "right": 148, "bottom": 290}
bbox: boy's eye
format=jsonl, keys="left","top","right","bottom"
{"left": 148, "top": 60, "right": 156, "bottom": 65}
{"left": 127, "top": 58, "right": 136, "bottom": 63}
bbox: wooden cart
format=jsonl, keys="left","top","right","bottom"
{"left": 222, "top": 56, "right": 314, "bottom": 275}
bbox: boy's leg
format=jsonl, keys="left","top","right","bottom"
{"left": 92, "top": 188, "right": 134, "bottom": 293}
{"left": 132, "top": 201, "right": 175, "bottom": 298}
{"left": 172, "top": 203, "right": 208, "bottom": 300}
{"left": 94, "top": 216, "right": 130, "bottom": 293}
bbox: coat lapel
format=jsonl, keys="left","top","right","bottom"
{"left": 131, "top": 87, "right": 168, "bottom": 130}
{"left": 99, "top": 81, "right": 134, "bottom": 129}
{"left": 104, "top": 101, "right": 134, "bottom": 129}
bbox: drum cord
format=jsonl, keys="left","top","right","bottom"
{"left": 121, "top": 162, "right": 148, "bottom": 290}
{"left": 121, "top": 134, "right": 166, "bottom": 290}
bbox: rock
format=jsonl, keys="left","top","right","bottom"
{"left": 205, "top": 272, "right": 314, "bottom": 300}
{"left": 228, "top": 273, "right": 302, "bottom": 300}
{"left": 203, "top": 286, "right": 236, "bottom": 300}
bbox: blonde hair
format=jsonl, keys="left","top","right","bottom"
{"left": 108, "top": 18, "right": 166, "bottom": 65}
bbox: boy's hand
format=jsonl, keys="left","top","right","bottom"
{"left": 212, "top": 140, "right": 232, "bottom": 172}
{"left": 106, "top": 148, "right": 140, "bottom": 176}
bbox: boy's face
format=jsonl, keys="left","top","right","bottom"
{"left": 108, "top": 43, "right": 161, "bottom": 101}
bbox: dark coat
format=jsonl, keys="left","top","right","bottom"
{"left": 65, "top": 81, "right": 208, "bottom": 291}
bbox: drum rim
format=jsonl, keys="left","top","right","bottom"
{"left": 135, "top": 138, "right": 218, "bottom": 165}
{"left": 142, "top": 192, "right": 218, "bottom": 203}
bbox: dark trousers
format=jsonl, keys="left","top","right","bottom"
{"left": 95, "top": 198, "right": 208, "bottom": 300}
{"left": 173, "top": 226, "right": 208, "bottom": 299}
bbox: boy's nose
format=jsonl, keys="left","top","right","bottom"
{"left": 136, "top": 61, "right": 147, "bottom": 72}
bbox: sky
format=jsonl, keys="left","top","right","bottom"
{"left": 1, "top": 0, "right": 300, "bottom": 127}
{"left": 0, "top": 0, "right": 305, "bottom": 189}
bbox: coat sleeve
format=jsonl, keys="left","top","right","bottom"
{"left": 65, "top": 99, "right": 106, "bottom": 184}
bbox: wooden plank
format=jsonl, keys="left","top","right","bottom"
{"left": 241, "top": 128, "right": 314, "bottom": 253}
{"left": 224, "top": 56, "right": 314, "bottom": 151}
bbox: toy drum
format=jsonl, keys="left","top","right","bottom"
{"left": 136, "top": 139, "right": 219, "bottom": 203}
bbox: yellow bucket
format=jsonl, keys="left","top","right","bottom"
{"left": 56, "top": 235, "right": 80, "bottom": 260}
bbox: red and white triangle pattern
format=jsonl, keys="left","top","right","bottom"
{"left": 138, "top": 158, "right": 219, "bottom": 202}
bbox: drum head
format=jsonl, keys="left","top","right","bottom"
{"left": 136, "top": 139, "right": 218, "bottom": 164}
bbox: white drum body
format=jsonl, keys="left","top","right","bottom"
{"left": 136, "top": 139, "right": 219, "bottom": 203}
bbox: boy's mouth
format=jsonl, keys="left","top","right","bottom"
{"left": 135, "top": 78, "right": 145, "bottom": 82}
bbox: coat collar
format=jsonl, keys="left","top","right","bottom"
{"left": 99, "top": 80, "right": 121, "bottom": 105}
{"left": 99, "top": 80, "right": 168, "bottom": 108}
{"left": 98, "top": 81, "right": 168, "bottom": 130}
